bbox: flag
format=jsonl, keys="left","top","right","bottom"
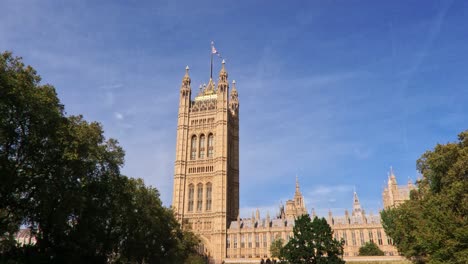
{"left": 211, "top": 41, "right": 222, "bottom": 58}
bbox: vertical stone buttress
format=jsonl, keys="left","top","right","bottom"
{"left": 173, "top": 66, "right": 191, "bottom": 220}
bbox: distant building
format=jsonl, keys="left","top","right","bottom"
{"left": 226, "top": 182, "right": 400, "bottom": 261}
{"left": 171, "top": 60, "right": 410, "bottom": 263}
{"left": 382, "top": 167, "right": 415, "bottom": 208}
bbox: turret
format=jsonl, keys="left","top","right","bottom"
{"left": 229, "top": 80, "right": 239, "bottom": 115}
{"left": 180, "top": 65, "right": 191, "bottom": 99}
{"left": 352, "top": 191, "right": 363, "bottom": 218}
{"left": 217, "top": 59, "right": 228, "bottom": 95}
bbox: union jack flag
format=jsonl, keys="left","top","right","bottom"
{"left": 211, "top": 41, "right": 222, "bottom": 58}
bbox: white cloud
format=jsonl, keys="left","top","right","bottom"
{"left": 114, "top": 112, "right": 124, "bottom": 120}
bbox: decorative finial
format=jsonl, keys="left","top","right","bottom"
{"left": 222, "top": 59, "right": 225, "bottom": 64}
{"left": 185, "top": 65, "right": 189, "bottom": 71}
{"left": 232, "top": 80, "right": 236, "bottom": 84}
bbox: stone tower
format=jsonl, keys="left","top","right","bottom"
{"left": 285, "top": 177, "right": 307, "bottom": 219}
{"left": 172, "top": 61, "right": 239, "bottom": 263}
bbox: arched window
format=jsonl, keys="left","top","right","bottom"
{"left": 191, "top": 136, "right": 197, "bottom": 160}
{"left": 208, "top": 134, "right": 214, "bottom": 158}
{"left": 197, "top": 183, "right": 203, "bottom": 211}
{"left": 206, "top": 183, "right": 212, "bottom": 211}
{"left": 188, "top": 184, "right": 194, "bottom": 212}
{"left": 199, "top": 134, "right": 205, "bottom": 158}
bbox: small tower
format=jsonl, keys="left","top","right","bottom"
{"left": 352, "top": 191, "right": 363, "bottom": 218}
{"left": 229, "top": 80, "right": 239, "bottom": 115}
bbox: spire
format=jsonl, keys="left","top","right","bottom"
{"left": 352, "top": 191, "right": 363, "bottom": 217}
{"left": 182, "top": 65, "right": 191, "bottom": 86}
{"left": 218, "top": 59, "right": 228, "bottom": 83}
{"left": 295, "top": 175, "right": 300, "bottom": 194}
{"left": 389, "top": 166, "right": 397, "bottom": 185}
{"left": 231, "top": 80, "right": 238, "bottom": 94}
{"left": 229, "top": 79, "right": 239, "bottom": 115}
{"left": 180, "top": 66, "right": 191, "bottom": 98}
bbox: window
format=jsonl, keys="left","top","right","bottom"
{"left": 206, "top": 183, "right": 212, "bottom": 211}
{"left": 191, "top": 136, "right": 197, "bottom": 160}
{"left": 369, "top": 230, "right": 374, "bottom": 243}
{"left": 352, "top": 232, "right": 356, "bottom": 246}
{"left": 387, "top": 237, "right": 393, "bottom": 245}
{"left": 343, "top": 231, "right": 348, "bottom": 246}
{"left": 263, "top": 233, "right": 267, "bottom": 248}
{"left": 208, "top": 134, "right": 214, "bottom": 157}
{"left": 241, "top": 234, "right": 245, "bottom": 248}
{"left": 255, "top": 234, "right": 260, "bottom": 248}
{"left": 199, "top": 134, "right": 205, "bottom": 158}
{"left": 377, "top": 230, "right": 383, "bottom": 245}
{"left": 360, "top": 230, "right": 365, "bottom": 246}
{"left": 197, "top": 183, "right": 203, "bottom": 211}
{"left": 248, "top": 233, "right": 252, "bottom": 248}
{"left": 227, "top": 235, "right": 231, "bottom": 248}
{"left": 233, "top": 235, "right": 238, "bottom": 248}
{"left": 188, "top": 184, "right": 194, "bottom": 212}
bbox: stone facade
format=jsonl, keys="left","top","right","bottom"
{"left": 382, "top": 167, "right": 415, "bottom": 209}
{"left": 225, "top": 184, "right": 400, "bottom": 262}
{"left": 172, "top": 62, "right": 239, "bottom": 262}
{"left": 172, "top": 62, "right": 410, "bottom": 263}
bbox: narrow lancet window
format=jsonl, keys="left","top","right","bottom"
{"left": 199, "top": 134, "right": 205, "bottom": 158}
{"left": 188, "top": 184, "right": 194, "bottom": 212}
{"left": 208, "top": 133, "right": 214, "bottom": 158}
{"left": 206, "top": 183, "right": 212, "bottom": 211}
{"left": 197, "top": 183, "right": 203, "bottom": 211}
{"left": 191, "top": 136, "right": 197, "bottom": 160}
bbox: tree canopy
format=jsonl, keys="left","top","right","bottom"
{"left": 358, "top": 241, "right": 384, "bottom": 256}
{"left": 381, "top": 130, "right": 468, "bottom": 264}
{"left": 270, "top": 238, "right": 284, "bottom": 259}
{"left": 0, "top": 51, "right": 201, "bottom": 263}
{"left": 279, "top": 215, "right": 344, "bottom": 264}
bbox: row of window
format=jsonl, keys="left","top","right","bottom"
{"left": 191, "top": 134, "right": 214, "bottom": 159}
{"left": 227, "top": 233, "right": 289, "bottom": 249}
{"left": 188, "top": 166, "right": 214, "bottom": 174}
{"left": 334, "top": 229, "right": 389, "bottom": 246}
{"left": 188, "top": 183, "right": 212, "bottom": 212}
{"left": 189, "top": 221, "right": 211, "bottom": 230}
{"left": 190, "top": 118, "right": 215, "bottom": 126}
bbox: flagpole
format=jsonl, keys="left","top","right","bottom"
{"left": 210, "top": 47, "right": 213, "bottom": 79}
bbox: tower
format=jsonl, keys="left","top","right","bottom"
{"left": 285, "top": 177, "right": 307, "bottom": 218}
{"left": 172, "top": 60, "right": 239, "bottom": 263}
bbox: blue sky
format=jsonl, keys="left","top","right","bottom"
{"left": 2, "top": 0, "right": 467, "bottom": 217}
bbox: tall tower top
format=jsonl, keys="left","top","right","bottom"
{"left": 352, "top": 191, "right": 363, "bottom": 217}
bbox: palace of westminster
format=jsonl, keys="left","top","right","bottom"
{"left": 171, "top": 61, "right": 415, "bottom": 263}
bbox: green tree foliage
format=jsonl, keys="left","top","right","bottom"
{"left": 0, "top": 51, "right": 199, "bottom": 263}
{"left": 280, "top": 215, "right": 345, "bottom": 264}
{"left": 270, "top": 238, "right": 284, "bottom": 258}
{"left": 358, "top": 241, "right": 384, "bottom": 256}
{"left": 381, "top": 130, "right": 468, "bottom": 264}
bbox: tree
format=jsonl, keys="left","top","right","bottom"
{"left": 0, "top": 51, "right": 199, "bottom": 263}
{"left": 280, "top": 215, "right": 344, "bottom": 264}
{"left": 381, "top": 130, "right": 468, "bottom": 264}
{"left": 270, "top": 238, "right": 284, "bottom": 258}
{"left": 358, "top": 241, "right": 384, "bottom": 256}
